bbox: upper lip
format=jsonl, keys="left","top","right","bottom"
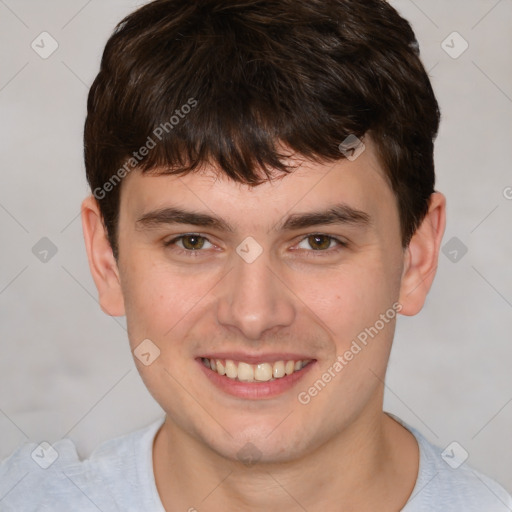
{"left": 197, "top": 352, "right": 315, "bottom": 364}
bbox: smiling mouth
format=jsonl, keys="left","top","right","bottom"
{"left": 200, "top": 357, "right": 314, "bottom": 382}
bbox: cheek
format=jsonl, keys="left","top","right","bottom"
{"left": 120, "top": 259, "right": 177, "bottom": 344}
{"left": 120, "top": 257, "right": 217, "bottom": 347}
{"left": 293, "top": 255, "right": 400, "bottom": 344}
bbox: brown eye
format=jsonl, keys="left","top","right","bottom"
{"left": 164, "top": 234, "right": 213, "bottom": 252}
{"left": 306, "top": 234, "right": 333, "bottom": 250}
{"left": 180, "top": 235, "right": 206, "bottom": 250}
{"left": 294, "top": 234, "right": 347, "bottom": 255}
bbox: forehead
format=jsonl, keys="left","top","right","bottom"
{"left": 119, "top": 138, "right": 395, "bottom": 229}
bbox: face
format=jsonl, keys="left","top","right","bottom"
{"left": 111, "top": 139, "right": 408, "bottom": 462}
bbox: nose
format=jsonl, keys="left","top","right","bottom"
{"left": 215, "top": 249, "right": 296, "bottom": 341}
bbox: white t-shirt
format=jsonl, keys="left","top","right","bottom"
{"left": 1, "top": 414, "right": 511, "bottom": 511}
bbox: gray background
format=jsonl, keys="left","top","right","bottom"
{"left": 0, "top": 0, "right": 511, "bottom": 495}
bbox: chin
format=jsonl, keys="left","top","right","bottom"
{"left": 203, "top": 426, "right": 309, "bottom": 466}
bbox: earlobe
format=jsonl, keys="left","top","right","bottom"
{"left": 81, "top": 195, "right": 125, "bottom": 317}
{"left": 398, "top": 192, "right": 446, "bottom": 316}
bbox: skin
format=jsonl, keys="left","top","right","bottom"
{"left": 82, "top": 137, "right": 446, "bottom": 511}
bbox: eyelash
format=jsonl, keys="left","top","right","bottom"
{"left": 163, "top": 233, "right": 348, "bottom": 258}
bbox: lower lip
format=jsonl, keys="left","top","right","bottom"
{"left": 196, "top": 359, "right": 316, "bottom": 399}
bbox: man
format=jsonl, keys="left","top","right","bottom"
{"left": 1, "top": 0, "right": 511, "bottom": 510}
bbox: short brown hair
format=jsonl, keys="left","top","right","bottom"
{"left": 84, "top": 0, "right": 440, "bottom": 260}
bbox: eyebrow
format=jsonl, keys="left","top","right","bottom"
{"left": 135, "top": 203, "right": 371, "bottom": 233}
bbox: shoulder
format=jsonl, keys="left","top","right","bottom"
{"left": 415, "top": 435, "right": 511, "bottom": 510}
{"left": 0, "top": 438, "right": 96, "bottom": 512}
{"left": 0, "top": 418, "right": 165, "bottom": 512}
{"left": 393, "top": 414, "right": 512, "bottom": 512}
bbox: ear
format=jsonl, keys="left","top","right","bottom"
{"left": 398, "top": 192, "right": 446, "bottom": 316}
{"left": 81, "top": 195, "right": 125, "bottom": 316}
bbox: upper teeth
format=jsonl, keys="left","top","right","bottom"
{"left": 201, "top": 358, "right": 311, "bottom": 382}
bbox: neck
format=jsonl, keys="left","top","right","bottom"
{"left": 153, "top": 408, "right": 419, "bottom": 512}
